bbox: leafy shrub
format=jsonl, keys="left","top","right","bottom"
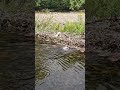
{"left": 35, "top": 0, "right": 85, "bottom": 11}
{"left": 69, "top": 0, "right": 85, "bottom": 10}
{"left": 0, "top": 0, "right": 34, "bottom": 13}
{"left": 86, "top": 0, "right": 120, "bottom": 20}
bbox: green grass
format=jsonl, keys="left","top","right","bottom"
{"left": 53, "top": 22, "right": 85, "bottom": 34}
{"left": 35, "top": 17, "right": 85, "bottom": 34}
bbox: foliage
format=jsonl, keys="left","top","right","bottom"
{"left": 0, "top": 0, "right": 34, "bottom": 13}
{"left": 69, "top": 0, "right": 85, "bottom": 10}
{"left": 35, "top": 17, "right": 85, "bottom": 34}
{"left": 35, "top": 0, "right": 85, "bottom": 11}
{"left": 86, "top": 0, "right": 120, "bottom": 20}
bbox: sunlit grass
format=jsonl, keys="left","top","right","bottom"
{"left": 35, "top": 16, "right": 85, "bottom": 34}
{"left": 53, "top": 22, "right": 85, "bottom": 34}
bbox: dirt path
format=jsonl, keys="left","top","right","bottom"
{"left": 35, "top": 12, "right": 85, "bottom": 24}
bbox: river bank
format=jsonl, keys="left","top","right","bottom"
{"left": 36, "top": 31, "right": 85, "bottom": 52}
{"left": 35, "top": 12, "right": 85, "bottom": 52}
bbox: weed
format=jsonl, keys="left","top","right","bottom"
{"left": 35, "top": 16, "right": 85, "bottom": 34}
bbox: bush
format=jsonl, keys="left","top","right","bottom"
{"left": 86, "top": 0, "right": 120, "bottom": 20}
{"left": 0, "top": 0, "right": 34, "bottom": 13}
{"left": 35, "top": 0, "right": 85, "bottom": 11}
{"left": 69, "top": 0, "right": 85, "bottom": 10}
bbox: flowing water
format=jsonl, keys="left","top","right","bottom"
{"left": 35, "top": 44, "right": 85, "bottom": 90}
{"left": 0, "top": 33, "right": 85, "bottom": 89}
{"left": 0, "top": 44, "right": 34, "bottom": 89}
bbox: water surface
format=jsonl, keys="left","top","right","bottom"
{"left": 35, "top": 44, "right": 85, "bottom": 90}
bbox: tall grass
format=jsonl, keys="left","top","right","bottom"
{"left": 52, "top": 22, "right": 85, "bottom": 34}
{"left": 35, "top": 17, "right": 53, "bottom": 32}
{"left": 35, "top": 17, "right": 85, "bottom": 34}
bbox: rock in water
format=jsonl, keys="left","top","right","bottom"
{"left": 62, "top": 46, "right": 69, "bottom": 51}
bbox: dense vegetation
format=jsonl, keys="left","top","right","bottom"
{"left": 0, "top": 0, "right": 34, "bottom": 13}
{"left": 35, "top": 17, "right": 85, "bottom": 34}
{"left": 35, "top": 0, "right": 85, "bottom": 11}
{"left": 86, "top": 0, "right": 120, "bottom": 20}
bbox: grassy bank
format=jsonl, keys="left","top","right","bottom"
{"left": 35, "top": 19, "right": 85, "bottom": 34}
{"left": 35, "top": 14, "right": 85, "bottom": 34}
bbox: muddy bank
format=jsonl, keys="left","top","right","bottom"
{"left": 36, "top": 31, "right": 85, "bottom": 52}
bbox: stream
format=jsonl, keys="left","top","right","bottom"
{"left": 0, "top": 32, "right": 85, "bottom": 90}
{"left": 35, "top": 44, "right": 85, "bottom": 90}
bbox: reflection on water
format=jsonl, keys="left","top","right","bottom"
{"left": 0, "top": 42, "right": 35, "bottom": 90}
{"left": 35, "top": 44, "right": 85, "bottom": 90}
{"left": 86, "top": 52, "right": 120, "bottom": 89}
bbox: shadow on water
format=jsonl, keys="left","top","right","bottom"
{"left": 0, "top": 33, "right": 35, "bottom": 90}
{"left": 35, "top": 43, "right": 85, "bottom": 90}
{"left": 86, "top": 52, "right": 120, "bottom": 90}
